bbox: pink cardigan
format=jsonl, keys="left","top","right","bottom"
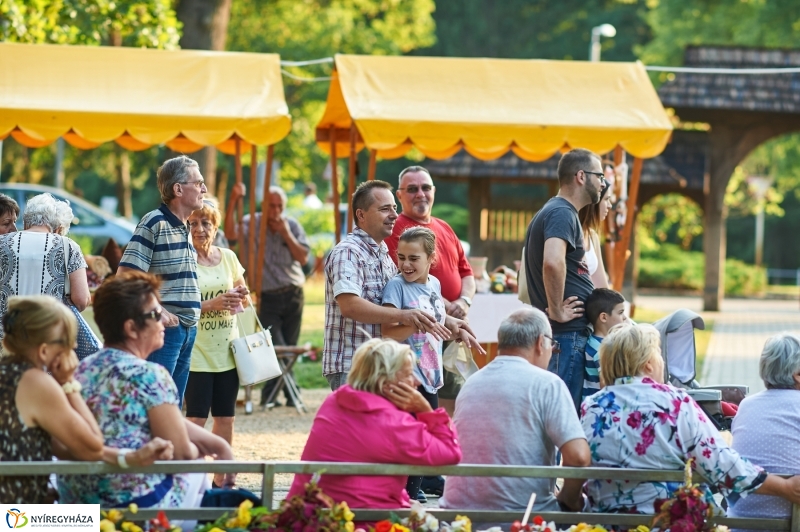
{"left": 288, "top": 385, "right": 462, "bottom": 508}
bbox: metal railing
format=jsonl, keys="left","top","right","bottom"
{"left": 767, "top": 268, "right": 800, "bottom": 286}
{"left": 6, "top": 460, "right": 799, "bottom": 530}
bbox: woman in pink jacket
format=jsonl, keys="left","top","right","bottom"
{"left": 288, "top": 338, "right": 462, "bottom": 508}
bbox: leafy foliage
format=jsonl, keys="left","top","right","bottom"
{"left": 638, "top": 194, "right": 703, "bottom": 251}
{"left": 226, "top": 0, "right": 436, "bottom": 191}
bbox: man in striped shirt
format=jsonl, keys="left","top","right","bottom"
{"left": 118, "top": 155, "right": 206, "bottom": 403}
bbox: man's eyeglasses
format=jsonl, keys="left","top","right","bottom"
{"left": 399, "top": 184, "right": 435, "bottom": 194}
{"left": 142, "top": 308, "right": 163, "bottom": 322}
{"left": 544, "top": 334, "right": 561, "bottom": 355}
{"left": 181, "top": 179, "right": 205, "bottom": 188}
{"left": 583, "top": 170, "right": 605, "bottom": 181}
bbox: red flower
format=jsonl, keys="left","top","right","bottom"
{"left": 533, "top": 516, "right": 544, "bottom": 525}
{"left": 627, "top": 411, "right": 642, "bottom": 429}
{"left": 374, "top": 521, "right": 394, "bottom": 532}
{"left": 703, "top": 448, "right": 712, "bottom": 458}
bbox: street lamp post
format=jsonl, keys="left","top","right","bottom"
{"left": 590, "top": 24, "right": 616, "bottom": 62}
{"left": 747, "top": 175, "right": 773, "bottom": 268}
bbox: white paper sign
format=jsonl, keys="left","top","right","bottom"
{"left": 2, "top": 505, "right": 99, "bottom": 531}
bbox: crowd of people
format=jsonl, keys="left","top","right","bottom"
{"left": 1, "top": 149, "right": 800, "bottom": 526}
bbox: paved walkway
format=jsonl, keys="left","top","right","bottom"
{"left": 638, "top": 295, "right": 800, "bottom": 394}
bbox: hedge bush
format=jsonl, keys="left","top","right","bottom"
{"left": 638, "top": 243, "right": 766, "bottom": 296}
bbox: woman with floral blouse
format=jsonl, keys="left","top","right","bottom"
{"left": 581, "top": 322, "right": 800, "bottom": 514}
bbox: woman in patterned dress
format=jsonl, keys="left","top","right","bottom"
{"left": 59, "top": 271, "right": 234, "bottom": 507}
{"left": 581, "top": 322, "right": 800, "bottom": 513}
{"left": 0, "top": 295, "right": 172, "bottom": 503}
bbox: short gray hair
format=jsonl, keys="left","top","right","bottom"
{"left": 268, "top": 186, "right": 287, "bottom": 204}
{"left": 22, "top": 193, "right": 73, "bottom": 233}
{"left": 157, "top": 155, "right": 199, "bottom": 203}
{"left": 398, "top": 165, "right": 432, "bottom": 186}
{"left": 760, "top": 333, "right": 800, "bottom": 389}
{"left": 497, "top": 308, "right": 551, "bottom": 350}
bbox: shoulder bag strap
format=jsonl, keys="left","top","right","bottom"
{"left": 235, "top": 294, "right": 270, "bottom": 342}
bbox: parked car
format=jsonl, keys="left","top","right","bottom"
{"left": 0, "top": 183, "right": 136, "bottom": 253}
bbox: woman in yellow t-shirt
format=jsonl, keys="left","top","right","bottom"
{"left": 185, "top": 200, "right": 247, "bottom": 488}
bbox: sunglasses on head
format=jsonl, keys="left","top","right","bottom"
{"left": 399, "top": 184, "right": 434, "bottom": 194}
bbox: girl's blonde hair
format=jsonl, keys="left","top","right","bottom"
{"left": 190, "top": 199, "right": 222, "bottom": 228}
{"left": 599, "top": 322, "right": 662, "bottom": 386}
{"left": 2, "top": 296, "right": 77, "bottom": 359}
{"left": 347, "top": 338, "right": 413, "bottom": 396}
{"left": 398, "top": 226, "right": 436, "bottom": 261}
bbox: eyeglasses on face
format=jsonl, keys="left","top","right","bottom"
{"left": 142, "top": 308, "right": 163, "bottom": 322}
{"left": 399, "top": 184, "right": 435, "bottom": 194}
{"left": 181, "top": 179, "right": 205, "bottom": 188}
{"left": 543, "top": 334, "right": 561, "bottom": 355}
{"left": 582, "top": 170, "right": 606, "bottom": 181}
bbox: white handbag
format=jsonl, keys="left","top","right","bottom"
{"left": 231, "top": 298, "right": 282, "bottom": 386}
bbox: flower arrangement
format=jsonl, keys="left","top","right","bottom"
{"left": 653, "top": 459, "right": 728, "bottom": 532}
{"left": 100, "top": 505, "right": 181, "bottom": 532}
{"left": 371, "top": 501, "right": 475, "bottom": 532}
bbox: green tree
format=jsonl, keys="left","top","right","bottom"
{"left": 226, "top": 0, "right": 436, "bottom": 190}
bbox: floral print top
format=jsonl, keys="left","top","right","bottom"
{"left": 58, "top": 348, "right": 188, "bottom": 506}
{"left": 580, "top": 376, "right": 766, "bottom": 514}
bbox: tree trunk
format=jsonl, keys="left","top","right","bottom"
{"left": 115, "top": 145, "right": 133, "bottom": 218}
{"left": 176, "top": 0, "right": 233, "bottom": 197}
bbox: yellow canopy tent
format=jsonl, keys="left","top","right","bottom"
{"left": 0, "top": 41, "right": 292, "bottom": 297}
{"left": 315, "top": 54, "right": 673, "bottom": 287}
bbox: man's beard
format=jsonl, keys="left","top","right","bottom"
{"left": 586, "top": 181, "right": 601, "bottom": 204}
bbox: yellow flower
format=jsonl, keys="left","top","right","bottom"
{"left": 339, "top": 501, "right": 355, "bottom": 522}
{"left": 121, "top": 522, "right": 143, "bottom": 532}
{"left": 345, "top": 522, "right": 355, "bottom": 532}
{"left": 454, "top": 516, "right": 472, "bottom": 532}
{"left": 634, "top": 527, "right": 651, "bottom": 532}
{"left": 390, "top": 525, "right": 410, "bottom": 532}
{"left": 237, "top": 499, "right": 253, "bottom": 527}
{"left": 128, "top": 503, "right": 138, "bottom": 515}
{"left": 99, "top": 519, "right": 117, "bottom": 532}
{"left": 208, "top": 529, "right": 226, "bottom": 532}
{"left": 106, "top": 510, "right": 124, "bottom": 523}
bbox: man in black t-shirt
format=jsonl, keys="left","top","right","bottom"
{"left": 525, "top": 148, "right": 606, "bottom": 411}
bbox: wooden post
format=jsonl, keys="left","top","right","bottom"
{"left": 248, "top": 145, "right": 258, "bottom": 289}
{"left": 234, "top": 137, "right": 243, "bottom": 255}
{"left": 367, "top": 149, "right": 377, "bottom": 181}
{"left": 330, "top": 126, "right": 341, "bottom": 243}
{"left": 256, "top": 145, "right": 274, "bottom": 312}
{"left": 604, "top": 146, "right": 625, "bottom": 286}
{"left": 612, "top": 156, "right": 643, "bottom": 289}
{"left": 346, "top": 124, "right": 358, "bottom": 233}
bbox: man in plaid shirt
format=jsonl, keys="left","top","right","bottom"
{"left": 323, "top": 180, "right": 480, "bottom": 391}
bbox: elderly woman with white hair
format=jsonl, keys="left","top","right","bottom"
{"left": 582, "top": 322, "right": 800, "bottom": 514}
{"left": 0, "top": 194, "right": 90, "bottom": 342}
{"left": 729, "top": 333, "right": 800, "bottom": 522}
{"left": 287, "top": 338, "right": 462, "bottom": 510}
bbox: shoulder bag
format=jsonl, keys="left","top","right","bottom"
{"left": 62, "top": 237, "right": 102, "bottom": 360}
{"left": 231, "top": 296, "right": 282, "bottom": 386}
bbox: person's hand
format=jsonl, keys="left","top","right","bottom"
{"left": 456, "top": 327, "right": 485, "bottom": 356}
{"left": 781, "top": 475, "right": 800, "bottom": 505}
{"left": 382, "top": 381, "right": 432, "bottom": 414}
{"left": 556, "top": 493, "right": 585, "bottom": 512}
{"left": 268, "top": 216, "right": 291, "bottom": 238}
{"left": 231, "top": 285, "right": 249, "bottom": 299}
{"left": 210, "top": 292, "right": 244, "bottom": 312}
{"left": 50, "top": 349, "right": 79, "bottom": 385}
{"left": 546, "top": 296, "right": 584, "bottom": 323}
{"left": 446, "top": 298, "right": 468, "bottom": 319}
{"left": 231, "top": 182, "right": 246, "bottom": 201}
{"left": 129, "top": 438, "right": 174, "bottom": 467}
{"left": 400, "top": 309, "right": 451, "bottom": 341}
{"left": 159, "top": 309, "right": 180, "bottom": 328}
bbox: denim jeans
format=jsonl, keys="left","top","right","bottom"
{"left": 548, "top": 329, "right": 590, "bottom": 413}
{"left": 325, "top": 372, "right": 349, "bottom": 391}
{"left": 148, "top": 323, "right": 197, "bottom": 407}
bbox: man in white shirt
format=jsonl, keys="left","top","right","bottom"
{"left": 441, "top": 307, "right": 590, "bottom": 514}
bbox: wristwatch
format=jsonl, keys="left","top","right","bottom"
{"left": 459, "top": 296, "right": 472, "bottom": 307}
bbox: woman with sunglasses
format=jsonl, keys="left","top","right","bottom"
{"left": 578, "top": 176, "right": 613, "bottom": 288}
{"left": 0, "top": 295, "right": 172, "bottom": 503}
{"left": 58, "top": 272, "right": 234, "bottom": 508}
